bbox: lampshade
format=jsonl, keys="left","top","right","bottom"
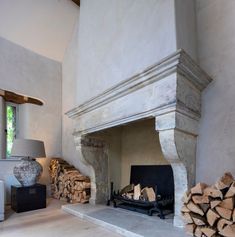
{"left": 11, "top": 139, "right": 46, "bottom": 158}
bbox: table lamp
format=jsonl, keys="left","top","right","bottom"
{"left": 11, "top": 139, "right": 46, "bottom": 187}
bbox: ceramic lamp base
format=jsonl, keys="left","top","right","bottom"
{"left": 13, "top": 157, "right": 43, "bottom": 187}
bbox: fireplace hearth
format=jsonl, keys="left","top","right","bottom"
{"left": 109, "top": 165, "right": 174, "bottom": 219}
{"left": 66, "top": 49, "right": 213, "bottom": 227}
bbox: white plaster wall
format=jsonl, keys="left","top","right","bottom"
{"left": 175, "top": 0, "right": 197, "bottom": 60}
{"left": 61, "top": 13, "right": 90, "bottom": 175}
{"left": 120, "top": 119, "right": 168, "bottom": 188}
{"left": 76, "top": 0, "right": 177, "bottom": 104}
{"left": 0, "top": 36, "right": 62, "bottom": 200}
{"left": 196, "top": 0, "right": 235, "bottom": 184}
{"left": 0, "top": 0, "right": 79, "bottom": 62}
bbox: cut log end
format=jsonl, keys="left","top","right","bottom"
{"left": 49, "top": 158, "right": 91, "bottom": 204}
{"left": 182, "top": 172, "right": 235, "bottom": 236}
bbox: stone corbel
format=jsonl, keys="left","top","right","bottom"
{"left": 155, "top": 111, "right": 198, "bottom": 227}
{"left": 74, "top": 134, "right": 109, "bottom": 204}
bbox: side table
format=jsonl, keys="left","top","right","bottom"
{"left": 11, "top": 184, "right": 46, "bottom": 213}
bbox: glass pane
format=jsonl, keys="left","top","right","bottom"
{"left": 6, "top": 105, "right": 17, "bottom": 157}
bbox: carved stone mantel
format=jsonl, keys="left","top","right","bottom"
{"left": 66, "top": 49, "right": 212, "bottom": 227}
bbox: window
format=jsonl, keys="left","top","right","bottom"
{"left": 5, "top": 102, "right": 18, "bottom": 157}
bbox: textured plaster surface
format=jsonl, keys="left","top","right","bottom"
{"left": 175, "top": 0, "right": 197, "bottom": 60}
{"left": 61, "top": 13, "right": 92, "bottom": 178}
{"left": 0, "top": 0, "right": 79, "bottom": 61}
{"left": 0, "top": 37, "right": 62, "bottom": 202}
{"left": 75, "top": 0, "right": 177, "bottom": 105}
{"left": 196, "top": 0, "right": 235, "bottom": 184}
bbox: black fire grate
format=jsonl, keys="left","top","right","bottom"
{"left": 108, "top": 165, "right": 174, "bottom": 219}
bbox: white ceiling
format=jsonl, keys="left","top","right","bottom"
{"left": 0, "top": 0, "right": 79, "bottom": 62}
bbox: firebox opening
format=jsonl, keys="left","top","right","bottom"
{"left": 89, "top": 118, "right": 169, "bottom": 199}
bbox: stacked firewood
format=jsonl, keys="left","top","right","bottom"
{"left": 49, "top": 158, "right": 91, "bottom": 204}
{"left": 182, "top": 173, "right": 235, "bottom": 237}
{"left": 120, "top": 184, "right": 156, "bottom": 202}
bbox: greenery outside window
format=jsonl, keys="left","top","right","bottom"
{"left": 6, "top": 102, "right": 18, "bottom": 157}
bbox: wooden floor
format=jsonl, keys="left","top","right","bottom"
{"left": 0, "top": 199, "right": 122, "bottom": 237}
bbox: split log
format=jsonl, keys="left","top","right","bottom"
{"left": 182, "top": 212, "right": 194, "bottom": 224}
{"left": 120, "top": 184, "right": 134, "bottom": 195}
{"left": 192, "top": 195, "right": 209, "bottom": 204}
{"left": 191, "top": 183, "right": 207, "bottom": 195}
{"left": 215, "top": 206, "right": 232, "bottom": 220}
{"left": 182, "top": 172, "right": 235, "bottom": 237}
{"left": 185, "top": 224, "right": 196, "bottom": 235}
{"left": 210, "top": 200, "right": 221, "bottom": 209}
{"left": 49, "top": 158, "right": 91, "bottom": 204}
{"left": 124, "top": 193, "right": 134, "bottom": 199}
{"left": 182, "top": 191, "right": 192, "bottom": 204}
{"left": 133, "top": 184, "right": 141, "bottom": 200}
{"left": 215, "top": 173, "right": 234, "bottom": 190}
{"left": 142, "top": 187, "right": 156, "bottom": 202}
{"left": 190, "top": 213, "right": 207, "bottom": 226}
{"left": 217, "top": 218, "right": 233, "bottom": 232}
{"left": 187, "top": 202, "right": 204, "bottom": 216}
{"left": 219, "top": 224, "right": 235, "bottom": 237}
{"left": 121, "top": 184, "right": 156, "bottom": 202}
{"left": 219, "top": 198, "right": 234, "bottom": 210}
{"left": 181, "top": 205, "right": 191, "bottom": 213}
{"left": 204, "top": 187, "right": 223, "bottom": 199}
{"left": 206, "top": 209, "right": 220, "bottom": 226}
{"left": 194, "top": 227, "right": 202, "bottom": 237}
{"left": 225, "top": 182, "right": 235, "bottom": 198}
{"left": 201, "top": 227, "right": 216, "bottom": 237}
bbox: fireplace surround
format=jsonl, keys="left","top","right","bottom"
{"left": 66, "top": 49, "right": 212, "bottom": 227}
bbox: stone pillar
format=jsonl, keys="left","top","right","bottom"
{"left": 155, "top": 111, "right": 198, "bottom": 227}
{"left": 74, "top": 135, "right": 109, "bottom": 204}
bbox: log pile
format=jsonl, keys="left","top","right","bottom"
{"left": 120, "top": 184, "right": 156, "bottom": 202}
{"left": 182, "top": 173, "right": 235, "bottom": 237}
{"left": 49, "top": 158, "right": 91, "bottom": 203}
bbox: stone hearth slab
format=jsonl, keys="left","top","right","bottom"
{"left": 62, "top": 204, "right": 190, "bottom": 237}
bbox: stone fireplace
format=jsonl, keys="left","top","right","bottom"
{"left": 66, "top": 49, "right": 212, "bottom": 227}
